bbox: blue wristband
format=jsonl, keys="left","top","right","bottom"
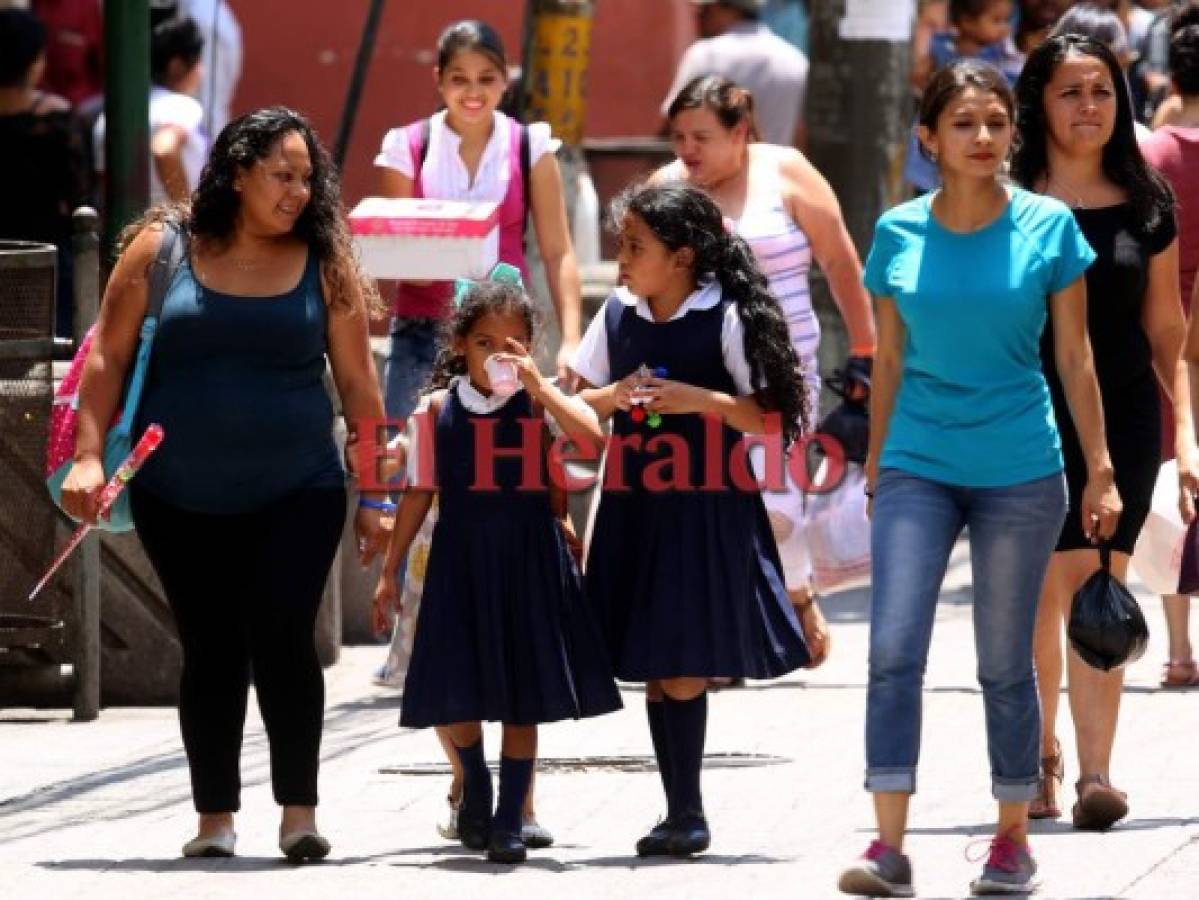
{"left": 358, "top": 498, "right": 397, "bottom": 513}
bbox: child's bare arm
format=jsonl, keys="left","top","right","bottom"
{"left": 380, "top": 391, "right": 443, "bottom": 576}
{"left": 381, "top": 490, "right": 434, "bottom": 578}
{"left": 498, "top": 337, "right": 603, "bottom": 445}
{"left": 576, "top": 375, "right": 641, "bottom": 421}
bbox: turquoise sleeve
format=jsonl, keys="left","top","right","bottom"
{"left": 1048, "top": 212, "right": 1097, "bottom": 294}
{"left": 863, "top": 219, "right": 898, "bottom": 296}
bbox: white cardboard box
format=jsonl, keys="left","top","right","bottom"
{"left": 349, "top": 197, "right": 500, "bottom": 280}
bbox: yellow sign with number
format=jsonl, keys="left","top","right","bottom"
{"left": 526, "top": 13, "right": 592, "bottom": 146}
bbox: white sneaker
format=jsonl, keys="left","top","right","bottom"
{"left": 182, "top": 830, "right": 236, "bottom": 858}
{"left": 436, "top": 795, "right": 461, "bottom": 840}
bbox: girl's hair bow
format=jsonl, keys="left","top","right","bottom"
{"left": 452, "top": 261, "right": 524, "bottom": 308}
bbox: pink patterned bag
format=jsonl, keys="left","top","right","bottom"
{"left": 44, "top": 223, "right": 185, "bottom": 530}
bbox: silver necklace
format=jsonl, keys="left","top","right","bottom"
{"left": 1048, "top": 173, "right": 1089, "bottom": 210}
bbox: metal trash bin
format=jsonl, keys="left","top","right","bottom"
{"left": 0, "top": 242, "right": 68, "bottom": 689}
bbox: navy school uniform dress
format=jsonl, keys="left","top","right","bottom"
{"left": 399, "top": 378, "right": 623, "bottom": 728}
{"left": 582, "top": 287, "right": 811, "bottom": 681}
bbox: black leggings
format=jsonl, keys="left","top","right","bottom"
{"left": 131, "top": 483, "right": 345, "bottom": 813}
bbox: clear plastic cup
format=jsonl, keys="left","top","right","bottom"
{"left": 484, "top": 354, "right": 519, "bottom": 397}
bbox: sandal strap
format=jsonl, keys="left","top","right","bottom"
{"left": 1041, "top": 752, "right": 1064, "bottom": 781}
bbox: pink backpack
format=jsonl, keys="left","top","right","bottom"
{"left": 45, "top": 223, "right": 186, "bottom": 530}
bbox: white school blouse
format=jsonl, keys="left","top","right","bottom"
{"left": 374, "top": 110, "right": 560, "bottom": 202}
{"left": 569, "top": 280, "right": 759, "bottom": 393}
{"left": 399, "top": 376, "right": 596, "bottom": 485}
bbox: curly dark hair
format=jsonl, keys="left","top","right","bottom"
{"left": 428, "top": 281, "right": 538, "bottom": 391}
{"left": 120, "top": 106, "right": 381, "bottom": 316}
{"left": 1012, "top": 35, "right": 1174, "bottom": 234}
{"left": 608, "top": 182, "right": 808, "bottom": 447}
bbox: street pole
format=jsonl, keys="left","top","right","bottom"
{"left": 520, "top": 0, "right": 597, "bottom": 368}
{"left": 334, "top": 0, "right": 387, "bottom": 171}
{"left": 521, "top": 0, "right": 595, "bottom": 148}
{"left": 70, "top": 207, "right": 101, "bottom": 721}
{"left": 805, "top": 0, "right": 912, "bottom": 392}
{"left": 806, "top": 0, "right": 911, "bottom": 254}
{"left": 103, "top": 2, "right": 151, "bottom": 259}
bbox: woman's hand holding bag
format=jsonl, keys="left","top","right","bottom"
{"left": 1067, "top": 544, "right": 1149, "bottom": 672}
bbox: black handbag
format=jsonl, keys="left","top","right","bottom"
{"left": 1067, "top": 544, "right": 1149, "bottom": 671}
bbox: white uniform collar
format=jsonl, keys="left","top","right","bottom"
{"left": 428, "top": 110, "right": 508, "bottom": 165}
{"left": 616, "top": 278, "right": 723, "bottom": 323}
{"left": 451, "top": 374, "right": 522, "bottom": 413}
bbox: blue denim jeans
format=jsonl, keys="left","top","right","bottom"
{"left": 384, "top": 317, "right": 439, "bottom": 421}
{"left": 865, "top": 468, "right": 1067, "bottom": 801}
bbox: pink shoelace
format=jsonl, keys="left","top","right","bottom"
{"left": 965, "top": 833, "right": 1025, "bottom": 873}
{"left": 864, "top": 839, "right": 894, "bottom": 861}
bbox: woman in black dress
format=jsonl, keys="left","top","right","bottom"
{"left": 1014, "top": 35, "right": 1188, "bottom": 829}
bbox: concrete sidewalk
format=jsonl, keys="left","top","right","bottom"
{"left": 2, "top": 544, "right": 1198, "bottom": 899}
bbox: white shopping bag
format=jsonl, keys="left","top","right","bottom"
{"left": 1131, "top": 460, "right": 1185, "bottom": 596}
{"left": 806, "top": 460, "right": 871, "bottom": 594}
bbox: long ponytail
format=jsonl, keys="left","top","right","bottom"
{"left": 609, "top": 182, "right": 808, "bottom": 446}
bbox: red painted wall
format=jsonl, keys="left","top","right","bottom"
{"left": 227, "top": 1, "right": 694, "bottom": 203}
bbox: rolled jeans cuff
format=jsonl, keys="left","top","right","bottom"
{"left": 865, "top": 768, "right": 916, "bottom": 794}
{"left": 992, "top": 775, "right": 1039, "bottom": 803}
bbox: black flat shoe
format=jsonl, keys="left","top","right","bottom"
{"left": 666, "top": 813, "right": 710, "bottom": 857}
{"left": 635, "top": 819, "right": 673, "bottom": 857}
{"left": 486, "top": 830, "right": 527, "bottom": 864}
{"left": 457, "top": 807, "right": 491, "bottom": 852}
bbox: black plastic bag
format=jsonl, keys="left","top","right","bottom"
{"left": 816, "top": 357, "right": 872, "bottom": 466}
{"left": 1068, "top": 545, "right": 1149, "bottom": 671}
{"left": 817, "top": 401, "right": 869, "bottom": 465}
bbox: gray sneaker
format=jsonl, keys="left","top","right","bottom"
{"left": 435, "top": 795, "right": 460, "bottom": 841}
{"left": 520, "top": 817, "right": 554, "bottom": 849}
{"left": 970, "top": 835, "right": 1038, "bottom": 895}
{"left": 838, "top": 840, "right": 915, "bottom": 897}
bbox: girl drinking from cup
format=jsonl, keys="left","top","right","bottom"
{"left": 373, "top": 276, "right": 620, "bottom": 864}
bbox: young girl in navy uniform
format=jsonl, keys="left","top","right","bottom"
{"left": 571, "top": 183, "right": 811, "bottom": 857}
{"left": 374, "top": 278, "right": 621, "bottom": 864}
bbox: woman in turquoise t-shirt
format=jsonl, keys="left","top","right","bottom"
{"left": 836, "top": 60, "right": 1121, "bottom": 899}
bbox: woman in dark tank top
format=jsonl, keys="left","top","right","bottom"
{"left": 59, "top": 107, "right": 388, "bottom": 862}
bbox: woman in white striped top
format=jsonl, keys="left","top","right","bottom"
{"left": 655, "top": 75, "right": 876, "bottom": 661}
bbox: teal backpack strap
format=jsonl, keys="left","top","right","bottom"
{"left": 113, "top": 221, "right": 186, "bottom": 435}
{"left": 146, "top": 220, "right": 186, "bottom": 319}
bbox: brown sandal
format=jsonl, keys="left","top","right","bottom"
{"left": 1071, "top": 774, "right": 1129, "bottom": 831}
{"left": 1161, "top": 659, "right": 1199, "bottom": 688}
{"left": 793, "top": 595, "right": 831, "bottom": 669}
{"left": 1029, "top": 739, "right": 1063, "bottom": 819}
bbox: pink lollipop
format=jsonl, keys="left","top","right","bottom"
{"left": 27, "top": 424, "right": 165, "bottom": 602}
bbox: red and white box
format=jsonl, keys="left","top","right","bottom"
{"left": 349, "top": 197, "right": 500, "bottom": 280}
